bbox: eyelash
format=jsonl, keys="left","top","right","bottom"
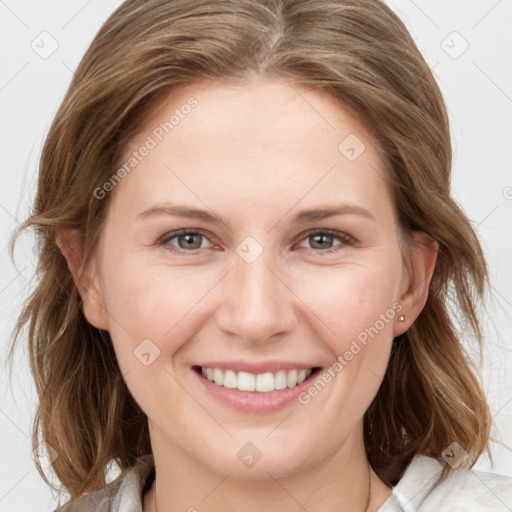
{"left": 157, "top": 228, "right": 355, "bottom": 255}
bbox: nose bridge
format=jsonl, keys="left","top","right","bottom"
{"left": 215, "top": 247, "right": 297, "bottom": 343}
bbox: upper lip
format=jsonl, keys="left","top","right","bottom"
{"left": 194, "top": 360, "right": 320, "bottom": 374}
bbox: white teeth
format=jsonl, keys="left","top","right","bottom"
{"left": 199, "top": 367, "right": 313, "bottom": 392}
{"left": 274, "top": 370, "right": 287, "bottom": 390}
{"left": 237, "top": 371, "right": 255, "bottom": 391}
{"left": 223, "top": 369, "right": 237, "bottom": 389}
{"left": 213, "top": 368, "right": 224, "bottom": 386}
{"left": 256, "top": 372, "right": 274, "bottom": 392}
{"left": 287, "top": 369, "right": 297, "bottom": 388}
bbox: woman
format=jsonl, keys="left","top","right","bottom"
{"left": 10, "top": 0, "right": 511, "bottom": 510}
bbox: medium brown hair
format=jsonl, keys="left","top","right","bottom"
{"left": 10, "top": 0, "right": 492, "bottom": 503}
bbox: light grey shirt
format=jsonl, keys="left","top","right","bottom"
{"left": 55, "top": 453, "right": 512, "bottom": 511}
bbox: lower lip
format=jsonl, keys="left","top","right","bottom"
{"left": 192, "top": 368, "right": 320, "bottom": 414}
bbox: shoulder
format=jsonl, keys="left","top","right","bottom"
{"left": 379, "top": 454, "right": 512, "bottom": 512}
{"left": 54, "top": 454, "right": 154, "bottom": 512}
{"left": 425, "top": 464, "right": 512, "bottom": 511}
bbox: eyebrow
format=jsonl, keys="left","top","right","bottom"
{"left": 136, "top": 202, "right": 375, "bottom": 226}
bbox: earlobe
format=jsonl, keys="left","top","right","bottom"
{"left": 56, "top": 229, "right": 110, "bottom": 331}
{"left": 394, "top": 232, "right": 438, "bottom": 337}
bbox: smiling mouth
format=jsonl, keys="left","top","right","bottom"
{"left": 193, "top": 365, "right": 322, "bottom": 393}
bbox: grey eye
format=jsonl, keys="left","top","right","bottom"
{"left": 176, "top": 233, "right": 204, "bottom": 250}
{"left": 309, "top": 233, "right": 335, "bottom": 250}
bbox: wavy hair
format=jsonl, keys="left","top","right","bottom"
{"left": 10, "top": 0, "right": 492, "bottom": 503}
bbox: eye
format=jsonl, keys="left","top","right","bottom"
{"left": 157, "top": 228, "right": 354, "bottom": 255}
{"left": 296, "top": 229, "right": 354, "bottom": 254}
{"left": 158, "top": 229, "right": 214, "bottom": 252}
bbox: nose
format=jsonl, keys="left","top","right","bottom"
{"left": 214, "top": 252, "right": 298, "bottom": 346}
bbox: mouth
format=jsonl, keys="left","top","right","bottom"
{"left": 192, "top": 365, "right": 322, "bottom": 393}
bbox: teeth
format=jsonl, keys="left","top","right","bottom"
{"left": 223, "top": 369, "right": 237, "bottom": 389}
{"left": 238, "top": 371, "right": 255, "bottom": 391}
{"left": 213, "top": 368, "right": 224, "bottom": 386}
{"left": 256, "top": 372, "right": 274, "bottom": 392}
{"left": 274, "top": 370, "right": 287, "bottom": 390}
{"left": 199, "top": 367, "right": 313, "bottom": 392}
{"left": 287, "top": 369, "right": 297, "bottom": 388}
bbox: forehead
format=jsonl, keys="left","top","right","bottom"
{"left": 128, "top": 78, "right": 377, "bottom": 157}
{"left": 110, "top": 78, "right": 393, "bottom": 224}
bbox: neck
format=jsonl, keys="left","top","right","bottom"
{"left": 144, "top": 424, "right": 391, "bottom": 512}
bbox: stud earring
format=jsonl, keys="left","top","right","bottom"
{"left": 398, "top": 315, "right": 405, "bottom": 322}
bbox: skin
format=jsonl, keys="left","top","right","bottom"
{"left": 58, "top": 77, "right": 437, "bottom": 512}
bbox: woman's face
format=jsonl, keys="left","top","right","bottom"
{"left": 80, "top": 78, "right": 429, "bottom": 479}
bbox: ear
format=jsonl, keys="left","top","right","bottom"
{"left": 394, "top": 232, "right": 438, "bottom": 336}
{"left": 56, "top": 229, "right": 109, "bottom": 331}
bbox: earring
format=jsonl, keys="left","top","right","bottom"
{"left": 398, "top": 315, "right": 405, "bottom": 322}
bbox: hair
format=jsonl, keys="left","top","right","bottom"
{"left": 9, "top": 0, "right": 493, "bottom": 504}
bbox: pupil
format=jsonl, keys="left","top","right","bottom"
{"left": 180, "top": 234, "right": 201, "bottom": 249}
{"left": 312, "top": 234, "right": 332, "bottom": 249}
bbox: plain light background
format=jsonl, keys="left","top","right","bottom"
{"left": 1, "top": 1, "right": 511, "bottom": 510}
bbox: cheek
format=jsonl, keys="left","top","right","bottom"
{"left": 291, "top": 260, "right": 401, "bottom": 355}
{"left": 100, "top": 265, "right": 208, "bottom": 416}
{"left": 292, "top": 268, "right": 399, "bottom": 423}
{"left": 101, "top": 262, "right": 217, "bottom": 364}
{"left": 290, "top": 261, "right": 400, "bottom": 417}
